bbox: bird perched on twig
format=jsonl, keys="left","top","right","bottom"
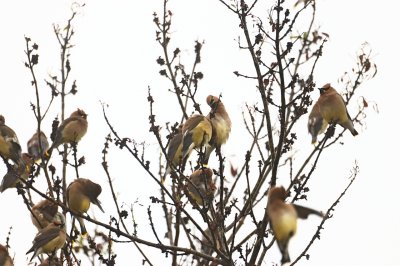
{"left": 0, "top": 115, "right": 22, "bottom": 166}
{"left": 0, "top": 244, "right": 13, "bottom": 266}
{"left": 205, "top": 95, "right": 231, "bottom": 163}
{"left": 181, "top": 114, "right": 213, "bottom": 167}
{"left": 26, "top": 212, "right": 66, "bottom": 262}
{"left": 47, "top": 109, "right": 88, "bottom": 156}
{"left": 186, "top": 168, "right": 216, "bottom": 206}
{"left": 67, "top": 178, "right": 104, "bottom": 235}
{"left": 267, "top": 186, "right": 324, "bottom": 264}
{"left": 308, "top": 83, "right": 358, "bottom": 144}
{"left": 31, "top": 199, "right": 59, "bottom": 230}
{"left": 0, "top": 153, "right": 33, "bottom": 193}
{"left": 27, "top": 131, "right": 49, "bottom": 162}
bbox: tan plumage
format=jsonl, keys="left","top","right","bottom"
{"left": 27, "top": 131, "right": 49, "bottom": 162}
{"left": 0, "top": 115, "right": 22, "bottom": 165}
{"left": 31, "top": 199, "right": 59, "bottom": 230}
{"left": 0, "top": 153, "right": 33, "bottom": 193}
{"left": 308, "top": 84, "right": 358, "bottom": 144}
{"left": 51, "top": 109, "right": 88, "bottom": 149}
{"left": 26, "top": 213, "right": 66, "bottom": 262}
{"left": 0, "top": 244, "right": 13, "bottom": 266}
{"left": 205, "top": 95, "right": 231, "bottom": 163}
{"left": 187, "top": 168, "right": 216, "bottom": 206}
{"left": 67, "top": 178, "right": 104, "bottom": 235}
{"left": 267, "top": 186, "right": 323, "bottom": 264}
{"left": 181, "top": 114, "right": 212, "bottom": 164}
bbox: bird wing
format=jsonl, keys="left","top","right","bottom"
{"left": 167, "top": 132, "right": 183, "bottom": 161}
{"left": 30, "top": 227, "right": 61, "bottom": 251}
{"left": 183, "top": 115, "right": 205, "bottom": 133}
{"left": 0, "top": 168, "right": 19, "bottom": 192}
{"left": 336, "top": 92, "right": 354, "bottom": 121}
{"left": 0, "top": 126, "right": 19, "bottom": 143}
{"left": 293, "top": 204, "right": 324, "bottom": 219}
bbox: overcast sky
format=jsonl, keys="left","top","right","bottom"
{"left": 0, "top": 0, "right": 397, "bottom": 265}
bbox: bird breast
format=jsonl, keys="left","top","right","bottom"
{"left": 212, "top": 114, "right": 231, "bottom": 145}
{"left": 272, "top": 210, "right": 297, "bottom": 241}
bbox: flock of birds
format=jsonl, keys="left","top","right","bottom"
{"left": 0, "top": 85, "right": 358, "bottom": 265}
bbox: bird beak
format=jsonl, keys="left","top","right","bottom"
{"left": 318, "top": 87, "right": 324, "bottom": 94}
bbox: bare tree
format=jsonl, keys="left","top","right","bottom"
{"left": 0, "top": 0, "right": 377, "bottom": 265}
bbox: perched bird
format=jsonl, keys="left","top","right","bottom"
{"left": 205, "top": 95, "right": 231, "bottom": 163}
{"left": 50, "top": 109, "right": 88, "bottom": 151}
{"left": 0, "top": 153, "right": 33, "bottom": 193}
{"left": 27, "top": 131, "right": 49, "bottom": 162}
{"left": 267, "top": 186, "right": 324, "bottom": 264}
{"left": 308, "top": 83, "right": 358, "bottom": 144}
{"left": 67, "top": 178, "right": 104, "bottom": 235}
{"left": 0, "top": 115, "right": 22, "bottom": 165}
{"left": 31, "top": 199, "right": 59, "bottom": 230}
{"left": 26, "top": 212, "right": 66, "bottom": 262}
{"left": 186, "top": 168, "right": 216, "bottom": 206}
{"left": 181, "top": 114, "right": 212, "bottom": 165}
{"left": 165, "top": 124, "right": 183, "bottom": 175}
{"left": 0, "top": 244, "right": 13, "bottom": 266}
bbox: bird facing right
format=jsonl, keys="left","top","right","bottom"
{"left": 67, "top": 178, "right": 104, "bottom": 235}
{"left": 308, "top": 83, "right": 358, "bottom": 144}
{"left": 50, "top": 109, "right": 88, "bottom": 150}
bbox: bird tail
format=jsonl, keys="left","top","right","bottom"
{"left": 77, "top": 217, "right": 87, "bottom": 236}
{"left": 278, "top": 239, "right": 291, "bottom": 264}
{"left": 311, "top": 135, "right": 317, "bottom": 145}
{"left": 281, "top": 252, "right": 291, "bottom": 264}
{"left": 26, "top": 246, "right": 37, "bottom": 262}
{"left": 350, "top": 128, "right": 358, "bottom": 136}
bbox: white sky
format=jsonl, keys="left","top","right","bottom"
{"left": 0, "top": 0, "right": 398, "bottom": 265}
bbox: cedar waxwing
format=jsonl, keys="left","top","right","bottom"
{"left": 0, "top": 115, "right": 22, "bottom": 165}
{"left": 165, "top": 124, "right": 183, "bottom": 175}
{"left": 267, "top": 186, "right": 324, "bottom": 264}
{"left": 181, "top": 114, "right": 212, "bottom": 164}
{"left": 50, "top": 109, "right": 88, "bottom": 150}
{"left": 67, "top": 178, "right": 104, "bottom": 235}
{"left": 31, "top": 199, "right": 59, "bottom": 230}
{"left": 186, "top": 168, "right": 216, "bottom": 206}
{"left": 27, "top": 131, "right": 49, "bottom": 162}
{"left": 0, "top": 153, "right": 33, "bottom": 193}
{"left": 205, "top": 95, "right": 231, "bottom": 163}
{"left": 26, "top": 212, "right": 66, "bottom": 262}
{"left": 0, "top": 244, "right": 13, "bottom": 266}
{"left": 308, "top": 83, "right": 358, "bottom": 144}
